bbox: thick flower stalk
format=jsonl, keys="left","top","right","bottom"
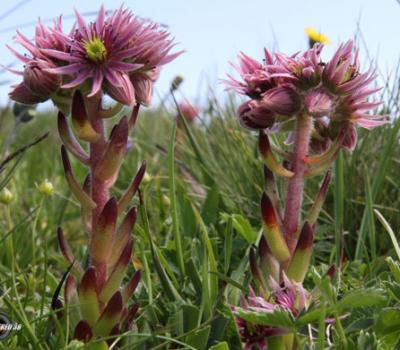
{"left": 9, "top": 5, "right": 180, "bottom": 348}
{"left": 227, "top": 40, "right": 385, "bottom": 348}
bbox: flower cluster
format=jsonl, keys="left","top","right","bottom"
{"left": 8, "top": 6, "right": 182, "bottom": 107}
{"left": 226, "top": 41, "right": 384, "bottom": 150}
{"left": 7, "top": 5, "right": 181, "bottom": 348}
{"left": 227, "top": 40, "right": 386, "bottom": 349}
{"left": 235, "top": 276, "right": 310, "bottom": 350}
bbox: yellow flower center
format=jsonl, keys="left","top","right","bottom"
{"left": 84, "top": 37, "right": 107, "bottom": 62}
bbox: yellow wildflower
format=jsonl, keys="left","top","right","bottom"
{"left": 304, "top": 27, "right": 331, "bottom": 45}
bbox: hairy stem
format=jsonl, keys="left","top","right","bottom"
{"left": 283, "top": 114, "right": 313, "bottom": 254}
{"left": 87, "top": 95, "right": 109, "bottom": 228}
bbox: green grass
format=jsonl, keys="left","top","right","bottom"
{"left": 0, "top": 91, "right": 399, "bottom": 349}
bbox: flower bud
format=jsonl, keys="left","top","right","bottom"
{"left": 38, "top": 179, "right": 55, "bottom": 196}
{"left": 171, "top": 74, "right": 184, "bottom": 91}
{"left": 0, "top": 188, "right": 13, "bottom": 205}
{"left": 237, "top": 100, "right": 275, "bottom": 130}
{"left": 162, "top": 195, "right": 171, "bottom": 207}
{"left": 107, "top": 74, "right": 135, "bottom": 106}
{"left": 341, "top": 123, "right": 358, "bottom": 151}
{"left": 23, "top": 59, "right": 61, "bottom": 98}
{"left": 9, "top": 82, "right": 46, "bottom": 105}
{"left": 260, "top": 85, "right": 300, "bottom": 116}
{"left": 142, "top": 172, "right": 151, "bottom": 185}
{"left": 132, "top": 76, "right": 153, "bottom": 106}
{"left": 305, "top": 90, "right": 333, "bottom": 117}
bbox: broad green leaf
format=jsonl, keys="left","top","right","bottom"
{"left": 296, "top": 308, "right": 325, "bottom": 327}
{"left": 186, "top": 326, "right": 211, "bottom": 350}
{"left": 221, "top": 213, "right": 257, "bottom": 244}
{"left": 337, "top": 289, "right": 386, "bottom": 312}
{"left": 345, "top": 318, "right": 374, "bottom": 334}
{"left": 375, "top": 307, "right": 400, "bottom": 336}
{"left": 183, "top": 304, "right": 201, "bottom": 333}
{"left": 209, "top": 342, "right": 229, "bottom": 350}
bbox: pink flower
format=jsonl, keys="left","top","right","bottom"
{"left": 226, "top": 40, "right": 385, "bottom": 144}
{"left": 225, "top": 51, "right": 277, "bottom": 98}
{"left": 42, "top": 6, "right": 182, "bottom": 105}
{"left": 7, "top": 18, "right": 68, "bottom": 103}
{"left": 178, "top": 101, "right": 200, "bottom": 122}
{"left": 234, "top": 276, "right": 310, "bottom": 349}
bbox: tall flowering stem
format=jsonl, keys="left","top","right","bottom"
{"left": 8, "top": 5, "right": 181, "bottom": 347}
{"left": 226, "top": 41, "right": 385, "bottom": 349}
{"left": 283, "top": 114, "right": 313, "bottom": 253}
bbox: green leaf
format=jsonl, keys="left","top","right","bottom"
{"left": 334, "top": 151, "right": 344, "bottom": 268}
{"left": 296, "top": 308, "right": 326, "bottom": 327}
{"left": 186, "top": 258, "right": 203, "bottom": 298}
{"left": 193, "top": 204, "right": 218, "bottom": 304}
{"left": 182, "top": 304, "right": 201, "bottom": 333}
{"left": 385, "top": 281, "right": 400, "bottom": 303}
{"left": 386, "top": 257, "right": 400, "bottom": 283}
{"left": 364, "top": 171, "right": 376, "bottom": 260}
{"left": 224, "top": 217, "right": 233, "bottom": 274}
{"left": 234, "top": 307, "right": 294, "bottom": 329}
{"left": 210, "top": 271, "right": 248, "bottom": 293}
{"left": 168, "top": 122, "right": 185, "bottom": 275}
{"left": 345, "top": 318, "right": 374, "bottom": 334}
{"left": 185, "top": 326, "right": 211, "bottom": 350}
{"left": 209, "top": 342, "right": 229, "bottom": 350}
{"left": 201, "top": 183, "right": 220, "bottom": 225}
{"left": 375, "top": 307, "right": 400, "bottom": 336}
{"left": 355, "top": 119, "right": 400, "bottom": 260}
{"left": 375, "top": 210, "right": 400, "bottom": 261}
{"left": 337, "top": 289, "right": 386, "bottom": 312}
{"left": 217, "top": 303, "right": 243, "bottom": 350}
{"left": 221, "top": 213, "right": 257, "bottom": 244}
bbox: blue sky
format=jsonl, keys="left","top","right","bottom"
{"left": 0, "top": 0, "right": 399, "bottom": 106}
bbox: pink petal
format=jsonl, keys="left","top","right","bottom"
{"left": 88, "top": 70, "right": 103, "bottom": 97}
